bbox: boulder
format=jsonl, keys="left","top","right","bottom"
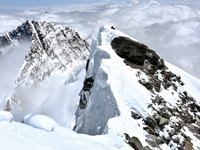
{"left": 144, "top": 117, "right": 157, "bottom": 129}
{"left": 129, "top": 136, "right": 144, "bottom": 150}
{"left": 169, "top": 128, "right": 176, "bottom": 137}
{"left": 153, "top": 95, "right": 162, "bottom": 104}
{"left": 185, "top": 141, "right": 193, "bottom": 150}
{"left": 111, "top": 36, "right": 148, "bottom": 65}
{"left": 172, "top": 136, "right": 180, "bottom": 143}
{"left": 159, "top": 117, "right": 169, "bottom": 126}
{"left": 131, "top": 111, "right": 141, "bottom": 119}
{"left": 145, "top": 134, "right": 162, "bottom": 148}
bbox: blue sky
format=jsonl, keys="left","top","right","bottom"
{"left": 0, "top": 0, "right": 133, "bottom": 7}
{"left": 0, "top": 0, "right": 199, "bottom": 8}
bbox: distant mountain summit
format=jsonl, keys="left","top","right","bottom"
{"left": 0, "top": 20, "right": 32, "bottom": 48}
{"left": 0, "top": 20, "right": 89, "bottom": 117}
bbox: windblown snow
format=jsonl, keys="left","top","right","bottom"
{"left": 0, "top": 25, "right": 200, "bottom": 150}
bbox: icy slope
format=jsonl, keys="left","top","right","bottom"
{"left": 0, "top": 21, "right": 90, "bottom": 121}
{"left": 74, "top": 26, "right": 200, "bottom": 150}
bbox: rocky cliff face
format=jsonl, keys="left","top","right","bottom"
{"left": 14, "top": 20, "right": 89, "bottom": 83}
{"left": 0, "top": 20, "right": 90, "bottom": 116}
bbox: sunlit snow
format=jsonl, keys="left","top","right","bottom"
{"left": 0, "top": 1, "right": 200, "bottom": 149}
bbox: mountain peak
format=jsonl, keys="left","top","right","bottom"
{"left": 0, "top": 20, "right": 90, "bottom": 118}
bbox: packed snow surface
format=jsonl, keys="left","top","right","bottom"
{"left": 0, "top": 117, "right": 109, "bottom": 150}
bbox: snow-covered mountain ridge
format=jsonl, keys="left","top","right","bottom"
{"left": 74, "top": 26, "right": 200, "bottom": 149}
{"left": 0, "top": 22, "right": 200, "bottom": 150}
{"left": 0, "top": 20, "right": 89, "bottom": 120}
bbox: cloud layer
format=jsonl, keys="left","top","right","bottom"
{"left": 1, "top": 1, "right": 200, "bottom": 79}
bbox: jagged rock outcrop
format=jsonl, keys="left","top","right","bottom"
{"left": 111, "top": 36, "right": 165, "bottom": 69}
{"left": 1, "top": 20, "right": 90, "bottom": 112}
{"left": 0, "top": 21, "right": 32, "bottom": 48}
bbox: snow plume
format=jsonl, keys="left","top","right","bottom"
{"left": 1, "top": 1, "right": 200, "bottom": 79}
{"left": 0, "top": 41, "right": 30, "bottom": 110}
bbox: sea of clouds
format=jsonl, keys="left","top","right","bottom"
{"left": 0, "top": 0, "right": 200, "bottom": 79}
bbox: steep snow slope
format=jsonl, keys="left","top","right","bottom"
{"left": 74, "top": 26, "right": 200, "bottom": 149}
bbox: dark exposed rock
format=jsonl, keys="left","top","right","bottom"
{"left": 143, "top": 126, "right": 159, "bottom": 137}
{"left": 0, "top": 20, "right": 32, "bottom": 48}
{"left": 154, "top": 114, "right": 161, "bottom": 123}
{"left": 131, "top": 111, "right": 141, "bottom": 119}
{"left": 190, "top": 102, "right": 200, "bottom": 112}
{"left": 79, "top": 94, "right": 87, "bottom": 109}
{"left": 169, "top": 128, "right": 176, "bottom": 137}
{"left": 111, "top": 37, "right": 192, "bottom": 99}
{"left": 184, "top": 141, "right": 193, "bottom": 150}
{"left": 145, "top": 134, "right": 163, "bottom": 148}
{"left": 83, "top": 77, "right": 94, "bottom": 91}
{"left": 153, "top": 95, "right": 162, "bottom": 104}
{"left": 172, "top": 136, "right": 180, "bottom": 143}
{"left": 114, "top": 37, "right": 167, "bottom": 75}
{"left": 125, "top": 134, "right": 144, "bottom": 150}
{"left": 111, "top": 36, "right": 148, "bottom": 65}
{"left": 0, "top": 36, "right": 12, "bottom": 47}
{"left": 111, "top": 36, "right": 167, "bottom": 73}
{"left": 85, "top": 59, "right": 90, "bottom": 72}
{"left": 159, "top": 117, "right": 169, "bottom": 126}
{"left": 181, "top": 132, "right": 191, "bottom": 142}
{"left": 157, "top": 59, "right": 165, "bottom": 69}
{"left": 160, "top": 112, "right": 171, "bottom": 120}
{"left": 146, "top": 49, "right": 159, "bottom": 65}
{"left": 161, "top": 70, "right": 175, "bottom": 80}
{"left": 144, "top": 117, "right": 157, "bottom": 129}
{"left": 139, "top": 80, "right": 153, "bottom": 91}
{"left": 151, "top": 80, "right": 161, "bottom": 92}
{"left": 79, "top": 76, "right": 95, "bottom": 109}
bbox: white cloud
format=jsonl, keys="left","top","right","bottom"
{"left": 131, "top": 0, "right": 139, "bottom": 4}
{"left": 0, "top": 1, "right": 200, "bottom": 79}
